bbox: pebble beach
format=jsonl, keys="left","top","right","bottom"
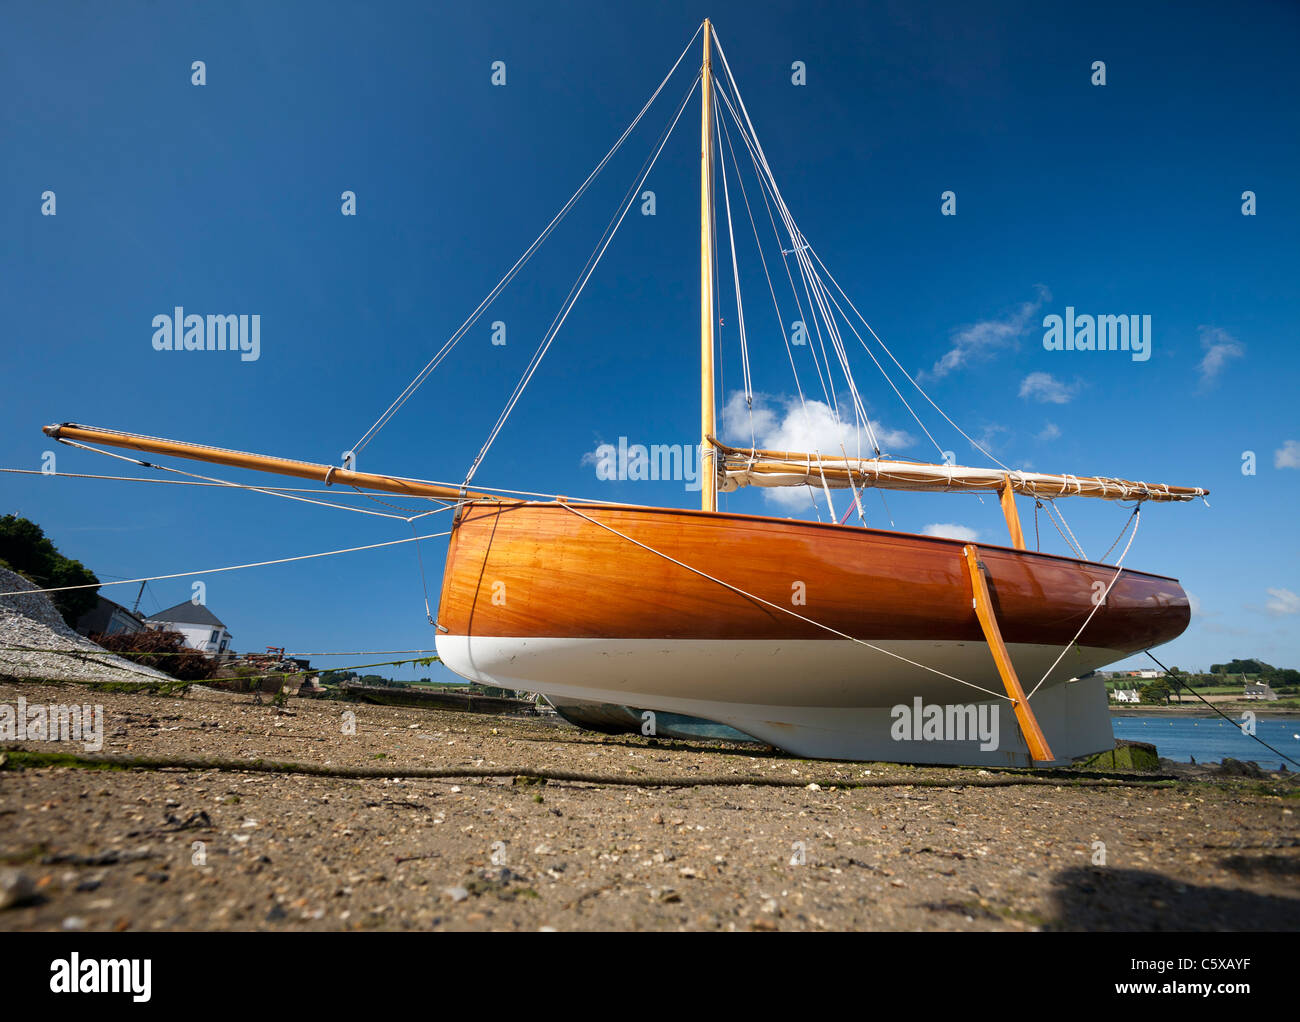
{"left": 2, "top": 680, "right": 1296, "bottom": 931}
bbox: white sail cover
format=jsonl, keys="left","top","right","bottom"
{"left": 713, "top": 441, "right": 1208, "bottom": 503}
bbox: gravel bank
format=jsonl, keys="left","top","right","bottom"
{"left": 0, "top": 568, "right": 172, "bottom": 685}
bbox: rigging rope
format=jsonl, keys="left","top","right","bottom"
{"left": 714, "top": 97, "right": 811, "bottom": 424}
{"left": 711, "top": 78, "right": 837, "bottom": 431}
{"left": 349, "top": 23, "right": 704, "bottom": 457}
{"left": 1044, "top": 498, "right": 1088, "bottom": 560}
{"left": 713, "top": 85, "right": 754, "bottom": 436}
{"left": 555, "top": 501, "right": 1011, "bottom": 702}
{"left": 708, "top": 60, "right": 880, "bottom": 458}
{"left": 806, "top": 246, "right": 1015, "bottom": 473}
{"left": 1142, "top": 650, "right": 1300, "bottom": 770}
{"left": 463, "top": 72, "right": 702, "bottom": 487}
{"left": 50, "top": 440, "right": 434, "bottom": 523}
{"left": 0, "top": 467, "right": 439, "bottom": 495}
{"left": 1026, "top": 507, "right": 1141, "bottom": 699}
{"left": 0, "top": 531, "right": 452, "bottom": 598}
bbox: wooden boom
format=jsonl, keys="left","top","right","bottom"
{"left": 711, "top": 438, "right": 1209, "bottom": 503}
{"left": 41, "top": 423, "right": 500, "bottom": 503}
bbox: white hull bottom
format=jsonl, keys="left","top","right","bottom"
{"left": 435, "top": 636, "right": 1118, "bottom": 766}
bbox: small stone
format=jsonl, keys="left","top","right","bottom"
{"left": 62, "top": 916, "right": 88, "bottom": 930}
{"left": 0, "top": 869, "right": 37, "bottom": 910}
{"left": 443, "top": 886, "right": 469, "bottom": 903}
{"left": 806, "top": 783, "right": 821, "bottom": 791}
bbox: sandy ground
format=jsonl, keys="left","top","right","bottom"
{"left": 1, "top": 680, "right": 1297, "bottom": 931}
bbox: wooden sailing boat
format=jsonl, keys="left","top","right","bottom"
{"left": 39, "top": 21, "right": 1205, "bottom": 766}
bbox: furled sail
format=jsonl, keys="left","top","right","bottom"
{"left": 711, "top": 438, "right": 1208, "bottom": 503}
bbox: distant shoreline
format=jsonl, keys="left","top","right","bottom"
{"left": 1111, "top": 705, "right": 1300, "bottom": 719}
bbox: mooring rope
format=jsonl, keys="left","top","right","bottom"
{"left": 1142, "top": 650, "right": 1300, "bottom": 770}
{"left": 0, "top": 750, "right": 1179, "bottom": 788}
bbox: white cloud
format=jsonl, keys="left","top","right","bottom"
{"left": 975, "top": 423, "right": 1009, "bottom": 453}
{"left": 1275, "top": 440, "right": 1300, "bottom": 469}
{"left": 1196, "top": 326, "right": 1244, "bottom": 388}
{"left": 921, "top": 523, "right": 980, "bottom": 542}
{"left": 1019, "top": 372, "right": 1077, "bottom": 404}
{"left": 1037, "top": 422, "right": 1061, "bottom": 442}
{"left": 923, "top": 286, "right": 1050, "bottom": 380}
{"left": 721, "top": 391, "right": 914, "bottom": 510}
{"left": 721, "top": 391, "right": 913, "bottom": 457}
{"left": 1265, "top": 587, "right": 1300, "bottom": 616}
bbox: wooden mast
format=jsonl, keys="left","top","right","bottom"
{"left": 699, "top": 18, "right": 717, "bottom": 513}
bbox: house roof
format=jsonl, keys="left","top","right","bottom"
{"left": 76, "top": 595, "right": 146, "bottom": 635}
{"left": 147, "top": 601, "right": 228, "bottom": 630}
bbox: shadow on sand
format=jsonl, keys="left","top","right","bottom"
{"left": 1048, "top": 864, "right": 1300, "bottom": 930}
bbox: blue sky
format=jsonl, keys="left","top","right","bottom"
{"left": 2, "top": 0, "right": 1297, "bottom": 678}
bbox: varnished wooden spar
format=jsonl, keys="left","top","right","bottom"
{"left": 41, "top": 423, "right": 501, "bottom": 503}
{"left": 437, "top": 500, "right": 1191, "bottom": 652}
{"left": 711, "top": 438, "right": 1209, "bottom": 503}
{"left": 699, "top": 19, "right": 717, "bottom": 514}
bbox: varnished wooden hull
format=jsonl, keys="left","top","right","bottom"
{"left": 435, "top": 501, "right": 1188, "bottom": 764}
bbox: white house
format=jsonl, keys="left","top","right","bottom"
{"left": 145, "top": 601, "right": 233, "bottom": 656}
{"left": 1111, "top": 688, "right": 1141, "bottom": 704}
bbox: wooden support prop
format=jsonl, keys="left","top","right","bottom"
{"left": 998, "top": 474, "right": 1026, "bottom": 550}
{"left": 962, "top": 544, "right": 1055, "bottom": 764}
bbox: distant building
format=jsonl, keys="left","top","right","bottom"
{"left": 295, "top": 675, "right": 325, "bottom": 696}
{"left": 1244, "top": 681, "right": 1278, "bottom": 702}
{"left": 145, "top": 601, "right": 232, "bottom": 656}
{"left": 1111, "top": 688, "right": 1141, "bottom": 704}
{"left": 75, "top": 597, "right": 146, "bottom": 638}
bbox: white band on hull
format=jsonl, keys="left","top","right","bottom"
{"left": 435, "top": 635, "right": 1118, "bottom": 766}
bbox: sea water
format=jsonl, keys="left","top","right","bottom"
{"left": 1111, "top": 716, "right": 1299, "bottom": 771}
